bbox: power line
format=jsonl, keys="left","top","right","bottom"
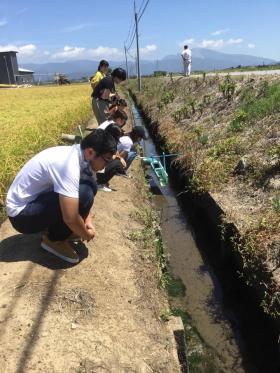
{"left": 126, "top": 27, "right": 136, "bottom": 51}
{"left": 138, "top": 0, "right": 146, "bottom": 14}
{"left": 138, "top": 0, "right": 150, "bottom": 22}
{"left": 124, "top": 14, "right": 134, "bottom": 46}
{"left": 127, "top": 50, "right": 136, "bottom": 59}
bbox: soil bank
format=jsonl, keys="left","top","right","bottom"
{"left": 0, "top": 160, "right": 179, "bottom": 372}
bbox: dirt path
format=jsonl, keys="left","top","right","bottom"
{"left": 0, "top": 157, "right": 179, "bottom": 372}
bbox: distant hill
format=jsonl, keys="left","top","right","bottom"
{"left": 21, "top": 48, "right": 276, "bottom": 81}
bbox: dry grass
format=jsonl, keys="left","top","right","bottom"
{"left": 127, "top": 75, "right": 280, "bottom": 317}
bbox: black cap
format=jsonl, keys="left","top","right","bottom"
{"left": 131, "top": 126, "right": 147, "bottom": 140}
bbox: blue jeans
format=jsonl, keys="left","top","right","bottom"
{"left": 9, "top": 172, "right": 97, "bottom": 241}
{"left": 125, "top": 150, "right": 137, "bottom": 171}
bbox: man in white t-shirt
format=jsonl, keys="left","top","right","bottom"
{"left": 181, "top": 45, "right": 192, "bottom": 77}
{"left": 96, "top": 126, "right": 147, "bottom": 191}
{"left": 6, "top": 126, "right": 121, "bottom": 264}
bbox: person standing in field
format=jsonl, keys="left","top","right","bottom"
{"left": 92, "top": 67, "right": 127, "bottom": 125}
{"left": 90, "top": 60, "right": 109, "bottom": 91}
{"left": 181, "top": 45, "right": 192, "bottom": 77}
{"left": 6, "top": 126, "right": 121, "bottom": 264}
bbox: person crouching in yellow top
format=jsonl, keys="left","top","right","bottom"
{"left": 90, "top": 60, "right": 109, "bottom": 90}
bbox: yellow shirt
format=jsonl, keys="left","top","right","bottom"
{"left": 90, "top": 71, "right": 106, "bottom": 90}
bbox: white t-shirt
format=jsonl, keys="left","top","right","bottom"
{"left": 181, "top": 49, "right": 192, "bottom": 62}
{"left": 117, "top": 136, "right": 133, "bottom": 153}
{"left": 6, "top": 144, "right": 86, "bottom": 217}
{"left": 98, "top": 119, "right": 114, "bottom": 130}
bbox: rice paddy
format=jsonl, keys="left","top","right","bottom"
{"left": 0, "top": 83, "right": 91, "bottom": 208}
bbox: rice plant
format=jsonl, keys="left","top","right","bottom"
{"left": 0, "top": 84, "right": 91, "bottom": 208}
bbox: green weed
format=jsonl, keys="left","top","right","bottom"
{"left": 240, "top": 81, "right": 280, "bottom": 123}
{"left": 219, "top": 76, "right": 236, "bottom": 101}
{"left": 272, "top": 194, "right": 280, "bottom": 214}
{"left": 160, "top": 90, "right": 175, "bottom": 105}
{"left": 229, "top": 109, "right": 247, "bottom": 132}
{"left": 172, "top": 105, "right": 190, "bottom": 122}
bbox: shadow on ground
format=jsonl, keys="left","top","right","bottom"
{"left": 0, "top": 233, "right": 88, "bottom": 270}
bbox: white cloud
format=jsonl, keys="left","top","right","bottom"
{"left": 199, "top": 38, "right": 243, "bottom": 49}
{"left": 178, "top": 38, "right": 195, "bottom": 48}
{"left": 211, "top": 28, "right": 230, "bottom": 36}
{"left": 0, "top": 43, "right": 36, "bottom": 55}
{"left": 0, "top": 18, "right": 8, "bottom": 26}
{"left": 200, "top": 39, "right": 225, "bottom": 49}
{"left": 51, "top": 46, "right": 86, "bottom": 59}
{"left": 19, "top": 44, "right": 37, "bottom": 55}
{"left": 139, "top": 44, "right": 157, "bottom": 54}
{"left": 50, "top": 45, "right": 123, "bottom": 60}
{"left": 248, "top": 43, "right": 255, "bottom": 49}
{"left": 62, "top": 23, "right": 94, "bottom": 32}
{"left": 227, "top": 38, "right": 243, "bottom": 45}
{"left": 43, "top": 50, "right": 50, "bottom": 56}
{"left": 87, "top": 46, "right": 122, "bottom": 58}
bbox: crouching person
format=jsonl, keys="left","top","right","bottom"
{"left": 97, "top": 126, "right": 146, "bottom": 192}
{"left": 6, "top": 126, "right": 120, "bottom": 264}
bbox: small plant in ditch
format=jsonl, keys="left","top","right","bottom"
{"left": 229, "top": 109, "right": 247, "bottom": 132}
{"left": 194, "top": 127, "right": 208, "bottom": 146}
{"left": 160, "top": 89, "right": 175, "bottom": 105}
{"left": 171, "top": 105, "right": 191, "bottom": 123}
{"left": 272, "top": 193, "right": 280, "bottom": 215}
{"left": 219, "top": 75, "right": 236, "bottom": 101}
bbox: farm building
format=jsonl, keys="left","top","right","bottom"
{"left": 0, "top": 51, "right": 34, "bottom": 84}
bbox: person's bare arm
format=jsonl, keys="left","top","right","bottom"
{"left": 118, "top": 150, "right": 128, "bottom": 159}
{"left": 59, "top": 195, "right": 95, "bottom": 241}
{"left": 114, "top": 151, "right": 128, "bottom": 167}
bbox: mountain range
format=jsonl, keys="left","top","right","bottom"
{"left": 21, "top": 48, "right": 277, "bottom": 81}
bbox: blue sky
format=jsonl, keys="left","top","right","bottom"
{"left": 0, "top": 0, "right": 279, "bottom": 63}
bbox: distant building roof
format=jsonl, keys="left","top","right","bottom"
{"left": 0, "top": 50, "right": 18, "bottom": 54}
{"left": 18, "top": 68, "right": 34, "bottom": 73}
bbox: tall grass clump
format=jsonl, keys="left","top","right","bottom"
{"left": 0, "top": 84, "right": 91, "bottom": 210}
{"left": 240, "top": 81, "right": 280, "bottom": 122}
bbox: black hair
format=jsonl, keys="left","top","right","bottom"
{"left": 111, "top": 67, "right": 127, "bottom": 81}
{"left": 117, "top": 98, "right": 127, "bottom": 107}
{"left": 130, "top": 126, "right": 146, "bottom": 142}
{"left": 98, "top": 60, "right": 109, "bottom": 71}
{"left": 108, "top": 109, "right": 128, "bottom": 122}
{"left": 184, "top": 45, "right": 188, "bottom": 49}
{"left": 81, "top": 125, "right": 121, "bottom": 155}
{"left": 109, "top": 98, "right": 127, "bottom": 109}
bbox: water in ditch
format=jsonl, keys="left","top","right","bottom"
{"left": 130, "top": 101, "right": 263, "bottom": 373}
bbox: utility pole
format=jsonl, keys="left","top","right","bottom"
{"left": 124, "top": 45, "right": 129, "bottom": 79}
{"left": 134, "top": 1, "right": 141, "bottom": 91}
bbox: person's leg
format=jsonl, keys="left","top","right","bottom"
{"left": 92, "top": 98, "right": 102, "bottom": 124}
{"left": 125, "top": 150, "right": 137, "bottom": 171}
{"left": 9, "top": 191, "right": 65, "bottom": 235}
{"left": 183, "top": 61, "right": 188, "bottom": 76}
{"left": 187, "top": 62, "right": 191, "bottom": 76}
{"left": 97, "top": 99, "right": 109, "bottom": 124}
{"left": 96, "top": 159, "right": 124, "bottom": 185}
{"left": 92, "top": 98, "right": 108, "bottom": 125}
{"left": 9, "top": 176, "right": 96, "bottom": 241}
